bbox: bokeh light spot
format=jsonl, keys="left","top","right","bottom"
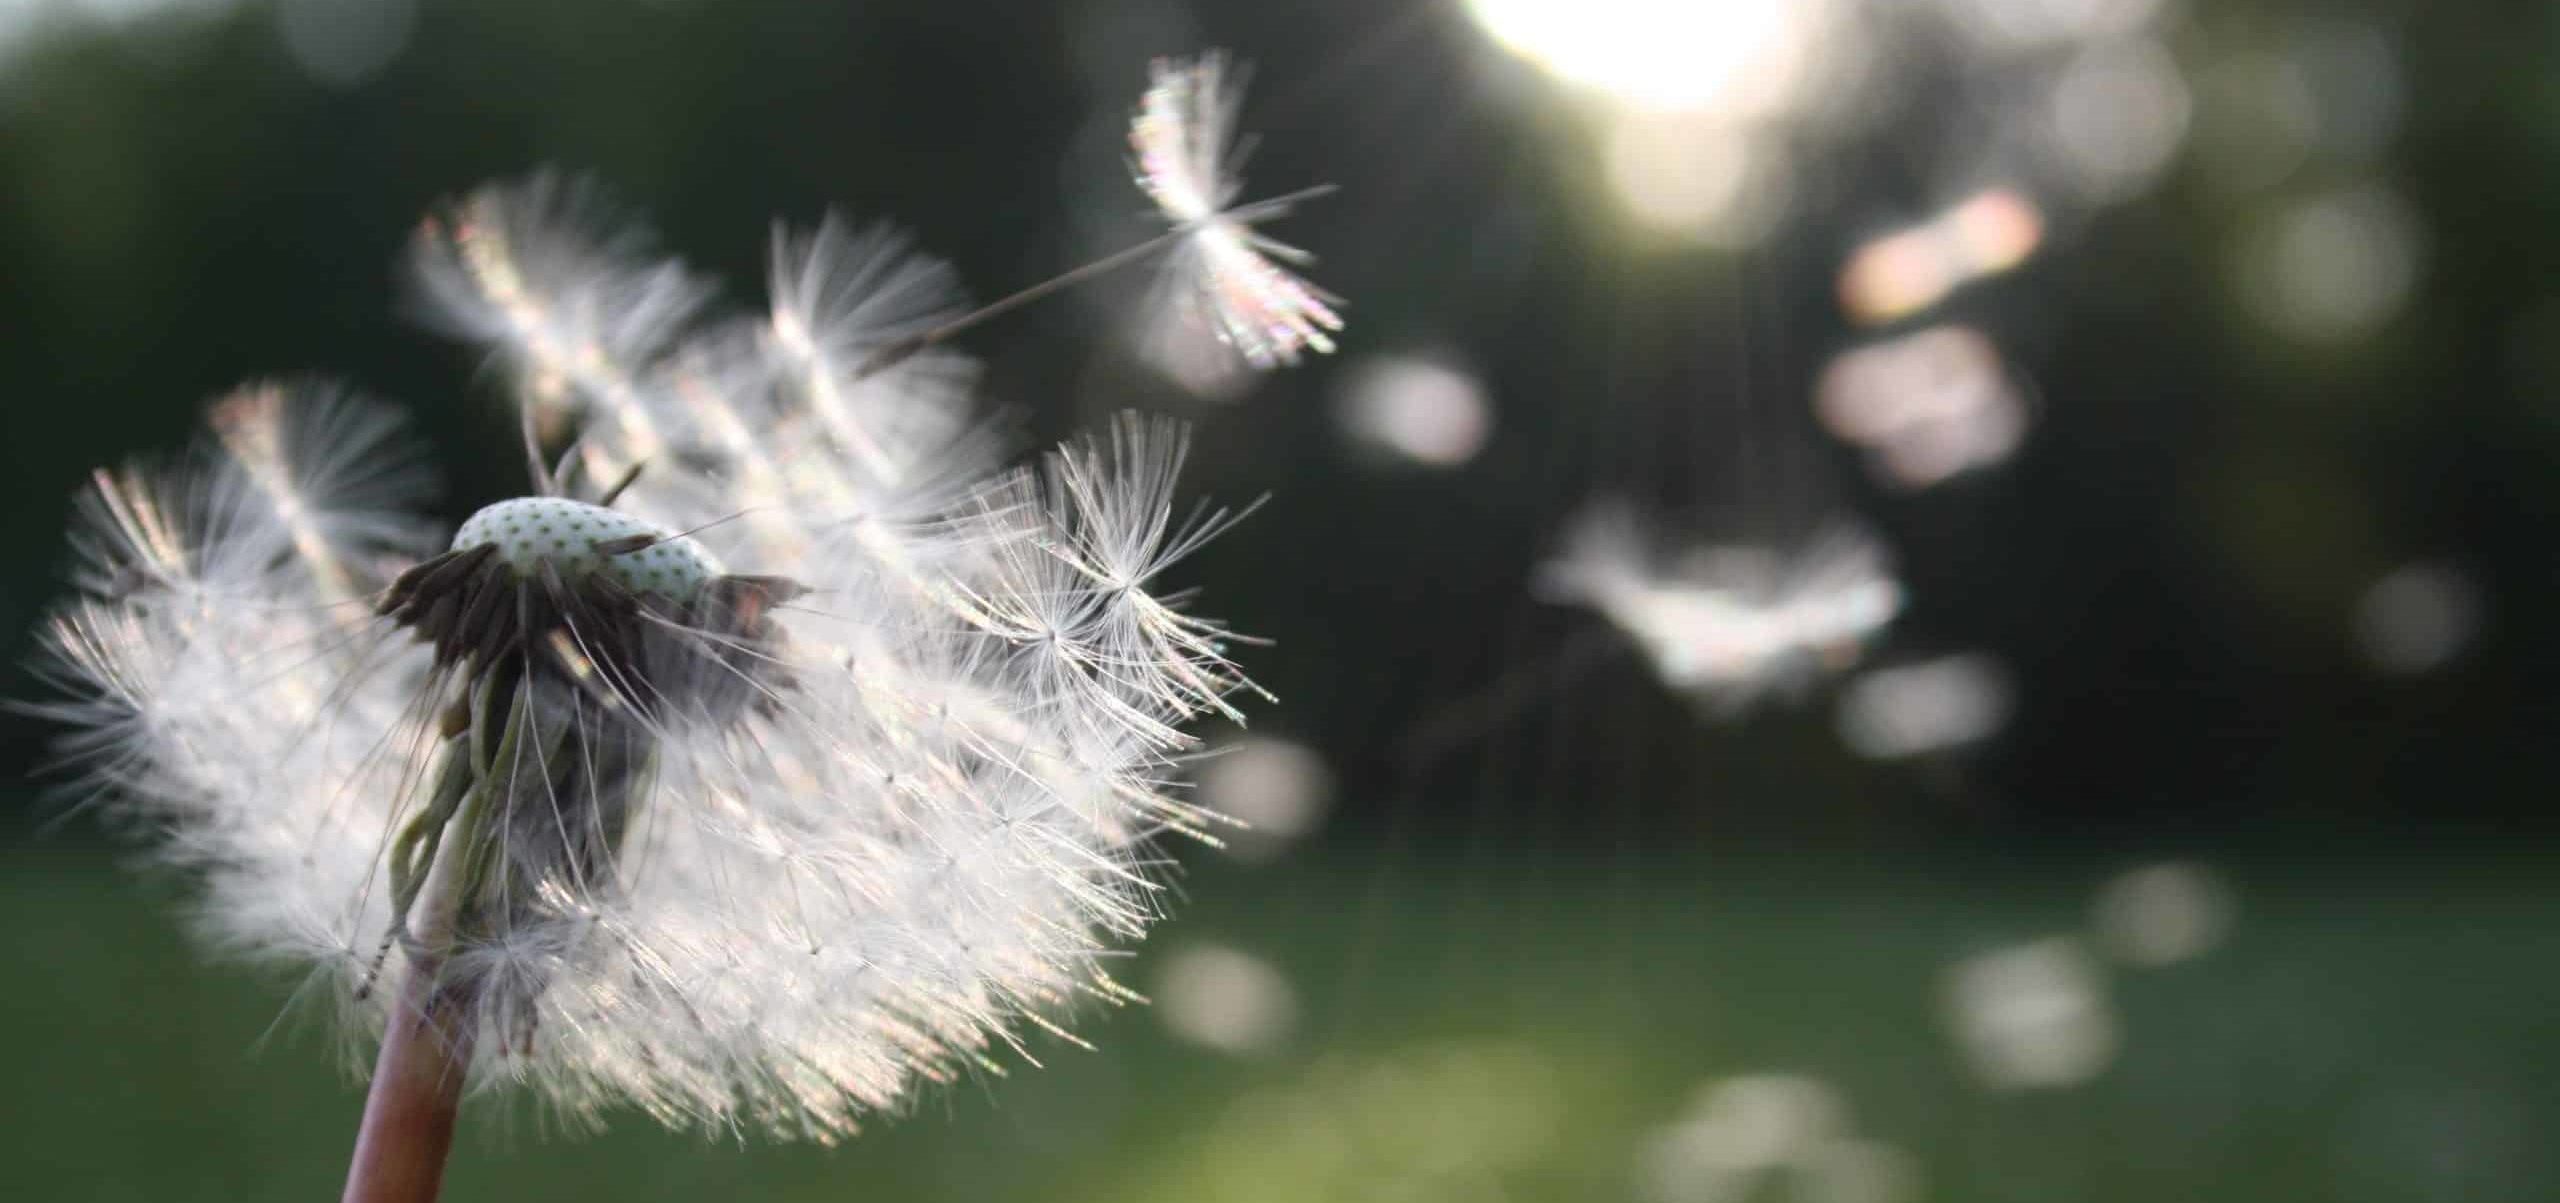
{"left": 1334, "top": 353, "right": 1493, "bottom": 468}
{"left": 2351, "top": 561, "right": 2481, "bottom": 675}
{"left": 2093, "top": 861, "right": 2236, "bottom": 967}
{"left": 1838, "top": 189, "right": 2046, "bottom": 325}
{"left": 2041, "top": 37, "right": 2191, "bottom": 202}
{"left": 1154, "top": 942, "right": 1299, "bottom": 1056}
{"left": 1193, "top": 735, "right": 1335, "bottom": 861}
{"left": 1816, "top": 326, "right": 2028, "bottom": 489}
{"left": 2241, "top": 183, "right": 2425, "bottom": 343}
{"left": 1836, "top": 653, "right": 2014, "bottom": 759}
{"left": 1943, "top": 938, "right": 2118, "bottom": 1090}
{"left": 275, "top": 0, "right": 416, "bottom": 88}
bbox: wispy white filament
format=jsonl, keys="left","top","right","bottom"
{"left": 33, "top": 173, "right": 1265, "bottom": 1141}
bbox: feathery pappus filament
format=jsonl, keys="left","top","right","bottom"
{"left": 1131, "top": 52, "right": 1345, "bottom": 377}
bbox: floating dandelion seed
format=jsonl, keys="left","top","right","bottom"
{"left": 1130, "top": 52, "right": 1345, "bottom": 382}
{"left": 30, "top": 163, "right": 1291, "bottom": 1186}
{"left": 1814, "top": 326, "right": 2029, "bottom": 490}
{"left": 1152, "top": 941, "right": 1299, "bottom": 1056}
{"left": 1835, "top": 653, "right": 2013, "bottom": 760}
{"left": 1537, "top": 502, "right": 1903, "bottom": 715}
{"left": 2092, "top": 861, "right": 2235, "bottom": 967}
{"left": 1638, "top": 1073, "right": 1923, "bottom": 1203}
{"left": 1191, "top": 733, "right": 1333, "bottom": 861}
{"left": 1942, "top": 937, "right": 2119, "bottom": 1091}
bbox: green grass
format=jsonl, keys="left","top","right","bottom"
{"left": 4, "top": 837, "right": 2554, "bottom": 1202}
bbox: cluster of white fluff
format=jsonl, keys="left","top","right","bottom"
{"left": 33, "top": 172, "right": 1262, "bottom": 1140}
{"left": 1537, "top": 502, "right": 1903, "bottom": 715}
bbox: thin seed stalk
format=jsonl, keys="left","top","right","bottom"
{"left": 340, "top": 947, "right": 474, "bottom": 1203}
{"left": 341, "top": 683, "right": 525, "bottom": 1203}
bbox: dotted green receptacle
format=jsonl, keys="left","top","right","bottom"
{"left": 450, "top": 496, "right": 722, "bottom": 600}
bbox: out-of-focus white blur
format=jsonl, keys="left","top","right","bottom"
{"left": 1153, "top": 942, "right": 1299, "bottom": 1056}
{"left": 1640, "top": 1075, "right": 1921, "bottom": 1203}
{"left": 0, "top": 0, "right": 223, "bottom": 72}
{"left": 1640, "top": 1074, "right": 1842, "bottom": 1203}
{"left": 2092, "top": 861, "right": 2236, "bottom": 967}
{"left": 1792, "top": 1139, "right": 1925, "bottom": 1203}
{"left": 1942, "top": 937, "right": 2118, "bottom": 1090}
{"left": 2038, "top": 36, "right": 2191, "bottom": 203}
{"left": 1838, "top": 190, "right": 2046, "bottom": 326}
{"left": 1836, "top": 653, "right": 2013, "bottom": 759}
{"left": 2196, "top": 21, "right": 2403, "bottom": 195}
{"left": 2239, "top": 183, "right": 2425, "bottom": 344}
{"left": 1932, "top": 0, "right": 2168, "bottom": 51}
{"left": 1333, "top": 352, "right": 1494, "bottom": 468}
{"left": 1539, "top": 505, "right": 1903, "bottom": 716}
{"left": 1816, "top": 326, "right": 2029, "bottom": 489}
{"left": 1192, "top": 735, "right": 1335, "bottom": 861}
{"left": 26, "top": 0, "right": 422, "bottom": 87}
{"left": 2351, "top": 561, "right": 2482, "bottom": 676}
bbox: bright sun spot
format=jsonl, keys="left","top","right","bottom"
{"left": 1467, "top": 0, "right": 1808, "bottom": 115}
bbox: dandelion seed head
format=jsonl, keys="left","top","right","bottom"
{"left": 35, "top": 163, "right": 1274, "bottom": 1140}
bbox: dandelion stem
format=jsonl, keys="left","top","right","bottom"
{"left": 342, "top": 695, "right": 517, "bottom": 1203}
{"left": 340, "top": 955, "right": 474, "bottom": 1203}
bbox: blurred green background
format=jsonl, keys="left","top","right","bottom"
{"left": 13, "top": 841, "right": 2558, "bottom": 1201}
{"left": 4, "top": 0, "right": 2557, "bottom": 1199}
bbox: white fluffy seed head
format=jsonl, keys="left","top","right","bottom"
{"left": 34, "top": 162, "right": 1275, "bottom": 1141}
{"left": 451, "top": 496, "right": 721, "bottom": 601}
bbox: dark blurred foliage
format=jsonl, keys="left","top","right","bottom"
{"left": 0, "top": 0, "right": 2551, "bottom": 855}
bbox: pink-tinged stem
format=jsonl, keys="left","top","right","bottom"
{"left": 341, "top": 959, "right": 474, "bottom": 1203}
{"left": 342, "top": 760, "right": 487, "bottom": 1203}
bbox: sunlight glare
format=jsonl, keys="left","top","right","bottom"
{"left": 1467, "top": 0, "right": 1816, "bottom": 117}
{"left": 1604, "top": 113, "right": 1793, "bottom": 244}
